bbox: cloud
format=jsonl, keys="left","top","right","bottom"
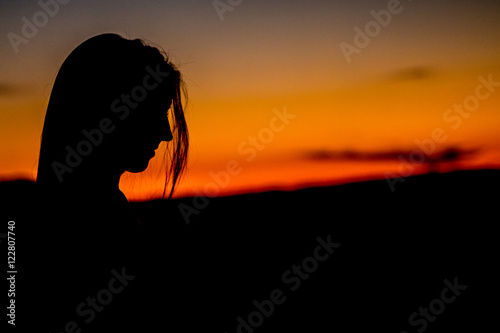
{"left": 388, "top": 66, "right": 435, "bottom": 82}
{"left": 302, "top": 147, "right": 479, "bottom": 163}
{"left": 0, "top": 82, "right": 19, "bottom": 96}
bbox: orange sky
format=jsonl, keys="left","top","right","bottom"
{"left": 1, "top": 0, "right": 500, "bottom": 200}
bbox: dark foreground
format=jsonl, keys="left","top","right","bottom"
{"left": 2, "top": 169, "right": 498, "bottom": 332}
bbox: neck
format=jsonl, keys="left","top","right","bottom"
{"left": 79, "top": 170, "right": 122, "bottom": 193}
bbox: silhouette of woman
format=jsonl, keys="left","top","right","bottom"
{"left": 24, "top": 33, "right": 189, "bottom": 332}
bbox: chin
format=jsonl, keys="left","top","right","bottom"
{"left": 125, "top": 157, "right": 153, "bottom": 173}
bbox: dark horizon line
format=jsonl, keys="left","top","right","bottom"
{"left": 2, "top": 166, "right": 500, "bottom": 202}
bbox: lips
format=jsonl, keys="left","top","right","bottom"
{"left": 142, "top": 142, "right": 160, "bottom": 158}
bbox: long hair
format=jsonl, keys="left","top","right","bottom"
{"left": 36, "top": 33, "right": 188, "bottom": 198}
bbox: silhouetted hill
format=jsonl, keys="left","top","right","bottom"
{"left": 2, "top": 169, "right": 498, "bottom": 332}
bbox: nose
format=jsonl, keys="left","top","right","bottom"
{"left": 160, "top": 118, "right": 173, "bottom": 142}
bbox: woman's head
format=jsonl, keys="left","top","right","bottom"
{"left": 37, "top": 33, "right": 188, "bottom": 198}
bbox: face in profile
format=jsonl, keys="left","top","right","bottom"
{"left": 117, "top": 95, "right": 174, "bottom": 173}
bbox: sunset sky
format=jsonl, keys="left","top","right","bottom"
{"left": 1, "top": 0, "right": 500, "bottom": 200}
